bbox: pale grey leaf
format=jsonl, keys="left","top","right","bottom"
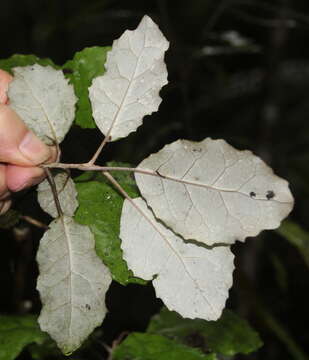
{"left": 135, "top": 138, "right": 294, "bottom": 246}
{"left": 37, "top": 216, "right": 112, "bottom": 354}
{"left": 89, "top": 15, "right": 169, "bottom": 141}
{"left": 120, "top": 197, "right": 234, "bottom": 320}
{"left": 8, "top": 64, "right": 77, "bottom": 144}
{"left": 37, "top": 173, "right": 78, "bottom": 218}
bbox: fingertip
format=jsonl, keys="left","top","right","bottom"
{"left": 6, "top": 165, "right": 45, "bottom": 192}
{"left": 19, "top": 131, "right": 55, "bottom": 165}
{"left": 0, "top": 106, "right": 56, "bottom": 166}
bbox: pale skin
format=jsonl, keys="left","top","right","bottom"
{"left": 0, "top": 69, "right": 57, "bottom": 215}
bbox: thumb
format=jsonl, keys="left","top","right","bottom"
{"left": 0, "top": 69, "right": 13, "bottom": 104}
{"left": 0, "top": 105, "right": 55, "bottom": 166}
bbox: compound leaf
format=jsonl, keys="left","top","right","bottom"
{"left": 89, "top": 15, "right": 169, "bottom": 141}
{"left": 36, "top": 216, "right": 112, "bottom": 355}
{"left": 148, "top": 307, "right": 263, "bottom": 356}
{"left": 37, "top": 173, "right": 78, "bottom": 218}
{"left": 8, "top": 64, "right": 76, "bottom": 145}
{"left": 63, "top": 46, "right": 110, "bottom": 128}
{"left": 135, "top": 138, "right": 294, "bottom": 246}
{"left": 113, "top": 333, "right": 216, "bottom": 360}
{"left": 0, "top": 314, "right": 48, "bottom": 360}
{"left": 120, "top": 197, "right": 234, "bottom": 321}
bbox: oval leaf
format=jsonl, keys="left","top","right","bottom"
{"left": 63, "top": 46, "right": 110, "bottom": 128}
{"left": 8, "top": 64, "right": 76, "bottom": 144}
{"left": 36, "top": 216, "right": 112, "bottom": 355}
{"left": 135, "top": 138, "right": 294, "bottom": 246}
{"left": 89, "top": 15, "right": 169, "bottom": 141}
{"left": 120, "top": 197, "right": 234, "bottom": 321}
{"left": 37, "top": 173, "right": 78, "bottom": 218}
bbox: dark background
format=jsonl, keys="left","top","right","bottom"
{"left": 1, "top": 0, "right": 309, "bottom": 359}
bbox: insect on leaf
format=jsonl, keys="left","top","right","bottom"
{"left": 37, "top": 173, "right": 78, "bottom": 218}
{"left": 36, "top": 216, "right": 112, "bottom": 355}
{"left": 89, "top": 15, "right": 169, "bottom": 141}
{"left": 120, "top": 197, "right": 234, "bottom": 321}
{"left": 8, "top": 64, "right": 77, "bottom": 145}
{"left": 135, "top": 138, "right": 294, "bottom": 246}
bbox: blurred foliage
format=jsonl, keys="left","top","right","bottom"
{"left": 0, "top": 315, "right": 48, "bottom": 360}
{"left": 0, "top": 210, "right": 21, "bottom": 229}
{"left": 113, "top": 333, "right": 217, "bottom": 360}
{"left": 277, "top": 220, "right": 309, "bottom": 268}
{"left": 147, "top": 307, "right": 263, "bottom": 356}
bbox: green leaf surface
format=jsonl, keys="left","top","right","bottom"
{"left": 277, "top": 220, "right": 309, "bottom": 268}
{"left": 0, "top": 54, "right": 56, "bottom": 73}
{"left": 147, "top": 307, "right": 262, "bottom": 356}
{"left": 74, "top": 165, "right": 145, "bottom": 285}
{"left": 0, "top": 315, "right": 48, "bottom": 360}
{"left": 113, "top": 333, "right": 216, "bottom": 360}
{"left": 63, "top": 46, "right": 110, "bottom": 128}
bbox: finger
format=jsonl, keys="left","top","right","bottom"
{"left": 0, "top": 70, "right": 13, "bottom": 105}
{"left": 6, "top": 165, "right": 46, "bottom": 192}
{"left": 0, "top": 164, "right": 8, "bottom": 197}
{"left": 0, "top": 105, "right": 56, "bottom": 166}
{"left": 0, "top": 199, "right": 12, "bottom": 215}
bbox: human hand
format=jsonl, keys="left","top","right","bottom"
{"left": 0, "top": 69, "right": 57, "bottom": 215}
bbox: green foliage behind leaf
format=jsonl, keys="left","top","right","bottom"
{"left": 147, "top": 307, "right": 263, "bottom": 356}
{"left": 0, "top": 315, "right": 48, "bottom": 360}
{"left": 0, "top": 54, "right": 56, "bottom": 73}
{"left": 113, "top": 333, "right": 216, "bottom": 360}
{"left": 63, "top": 46, "right": 110, "bottom": 128}
{"left": 74, "top": 164, "right": 145, "bottom": 285}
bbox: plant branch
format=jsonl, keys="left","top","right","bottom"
{"left": 102, "top": 171, "right": 173, "bottom": 245}
{"left": 44, "top": 168, "right": 63, "bottom": 217}
{"left": 102, "top": 171, "right": 137, "bottom": 200}
{"left": 87, "top": 135, "right": 111, "bottom": 166}
{"left": 21, "top": 215, "right": 49, "bottom": 229}
{"left": 42, "top": 162, "right": 291, "bottom": 204}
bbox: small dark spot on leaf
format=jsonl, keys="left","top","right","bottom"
{"left": 266, "top": 190, "right": 275, "bottom": 200}
{"left": 192, "top": 147, "right": 202, "bottom": 153}
{"left": 250, "top": 191, "right": 256, "bottom": 198}
{"left": 85, "top": 304, "right": 91, "bottom": 310}
{"left": 62, "top": 68, "right": 73, "bottom": 74}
